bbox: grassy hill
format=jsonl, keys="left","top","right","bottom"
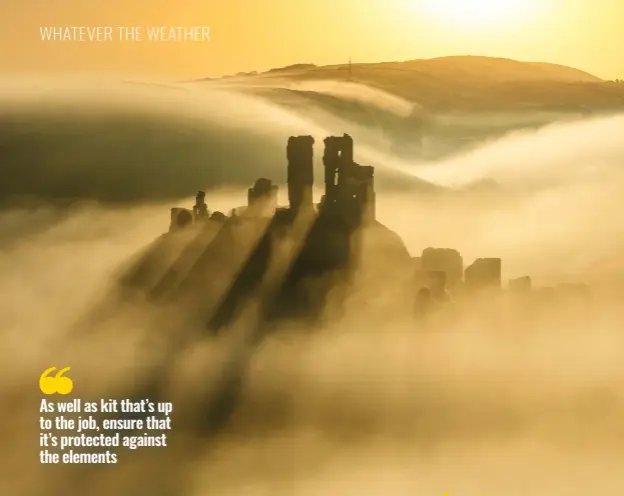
{"left": 196, "top": 56, "right": 624, "bottom": 113}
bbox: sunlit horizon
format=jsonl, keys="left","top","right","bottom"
{"left": 0, "top": 0, "right": 622, "bottom": 80}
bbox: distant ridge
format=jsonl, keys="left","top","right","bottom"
{"left": 205, "top": 55, "right": 601, "bottom": 84}
{"left": 389, "top": 55, "right": 602, "bottom": 83}
{"left": 190, "top": 55, "right": 624, "bottom": 112}
{"left": 266, "top": 63, "right": 318, "bottom": 73}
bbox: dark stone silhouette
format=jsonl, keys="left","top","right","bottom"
{"left": 115, "top": 134, "right": 592, "bottom": 336}
{"left": 169, "top": 208, "right": 193, "bottom": 231}
{"left": 83, "top": 131, "right": 599, "bottom": 452}
{"left": 247, "top": 178, "right": 278, "bottom": 210}
{"left": 210, "top": 211, "right": 227, "bottom": 222}
{"left": 193, "top": 190, "right": 209, "bottom": 220}
{"left": 119, "top": 134, "right": 411, "bottom": 331}
{"left": 414, "top": 268, "right": 449, "bottom": 303}
{"left": 465, "top": 258, "right": 502, "bottom": 291}
{"left": 415, "top": 286, "right": 432, "bottom": 322}
{"left": 287, "top": 135, "right": 314, "bottom": 213}
{"left": 427, "top": 270, "right": 450, "bottom": 302}
{"left": 421, "top": 247, "right": 463, "bottom": 287}
{"left": 321, "top": 134, "right": 375, "bottom": 226}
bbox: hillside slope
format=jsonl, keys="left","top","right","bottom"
{"left": 371, "top": 56, "right": 602, "bottom": 83}
{"left": 196, "top": 56, "right": 624, "bottom": 112}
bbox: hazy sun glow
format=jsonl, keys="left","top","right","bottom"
{"left": 417, "top": 0, "right": 537, "bottom": 27}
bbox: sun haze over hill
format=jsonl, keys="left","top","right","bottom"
{"left": 4, "top": 0, "right": 624, "bottom": 80}
{"left": 194, "top": 56, "right": 623, "bottom": 113}
{"left": 386, "top": 56, "right": 602, "bottom": 83}
{"left": 205, "top": 56, "right": 602, "bottom": 84}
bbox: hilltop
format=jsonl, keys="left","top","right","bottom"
{"left": 253, "top": 56, "right": 602, "bottom": 84}
{"left": 195, "top": 56, "right": 624, "bottom": 113}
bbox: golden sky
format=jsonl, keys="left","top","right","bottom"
{"left": 1, "top": 0, "right": 622, "bottom": 80}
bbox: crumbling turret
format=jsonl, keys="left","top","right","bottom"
{"left": 287, "top": 136, "right": 314, "bottom": 213}
{"left": 321, "top": 134, "right": 375, "bottom": 226}
{"left": 145, "top": 133, "right": 411, "bottom": 329}
{"left": 210, "top": 211, "right": 227, "bottom": 223}
{"left": 247, "top": 178, "right": 278, "bottom": 212}
{"left": 465, "top": 258, "right": 502, "bottom": 291}
{"left": 169, "top": 208, "right": 193, "bottom": 231}
{"left": 193, "top": 191, "right": 209, "bottom": 221}
{"left": 421, "top": 248, "right": 463, "bottom": 287}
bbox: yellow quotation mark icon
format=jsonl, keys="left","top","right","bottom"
{"left": 39, "top": 367, "right": 73, "bottom": 395}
